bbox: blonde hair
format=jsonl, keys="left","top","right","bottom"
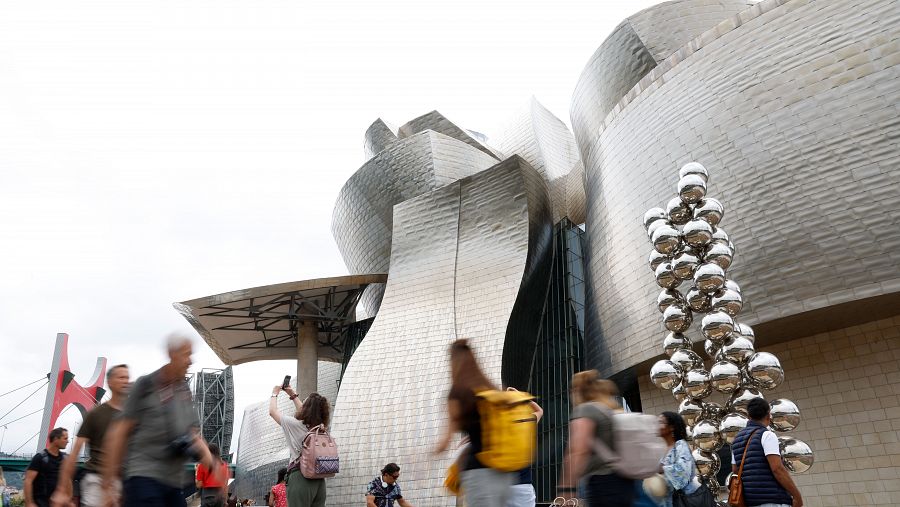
{"left": 571, "top": 370, "right": 620, "bottom": 410}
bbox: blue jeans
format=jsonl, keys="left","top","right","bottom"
{"left": 123, "top": 476, "right": 186, "bottom": 507}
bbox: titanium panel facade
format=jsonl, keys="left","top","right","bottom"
{"left": 328, "top": 157, "right": 552, "bottom": 506}
{"left": 574, "top": 0, "right": 900, "bottom": 377}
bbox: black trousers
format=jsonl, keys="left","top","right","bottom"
{"left": 584, "top": 473, "right": 635, "bottom": 507}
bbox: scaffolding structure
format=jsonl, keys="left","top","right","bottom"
{"left": 189, "top": 367, "right": 234, "bottom": 460}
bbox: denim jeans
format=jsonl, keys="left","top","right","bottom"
{"left": 123, "top": 476, "right": 186, "bottom": 507}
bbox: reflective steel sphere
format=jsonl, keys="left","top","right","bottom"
{"left": 663, "top": 305, "right": 693, "bottom": 333}
{"left": 711, "top": 227, "right": 730, "bottom": 246}
{"left": 711, "top": 288, "right": 743, "bottom": 316}
{"left": 719, "top": 412, "right": 749, "bottom": 444}
{"left": 672, "top": 381, "right": 687, "bottom": 403}
{"left": 694, "top": 197, "right": 724, "bottom": 226}
{"left": 649, "top": 250, "right": 669, "bottom": 272}
{"left": 678, "top": 175, "right": 707, "bottom": 204}
{"left": 670, "top": 349, "right": 702, "bottom": 372}
{"left": 652, "top": 225, "right": 682, "bottom": 254}
{"left": 770, "top": 399, "right": 801, "bottom": 432}
{"left": 655, "top": 262, "right": 680, "bottom": 289}
{"left": 686, "top": 286, "right": 712, "bottom": 313}
{"left": 694, "top": 263, "right": 727, "bottom": 294}
{"left": 704, "top": 339, "right": 720, "bottom": 359}
{"left": 746, "top": 352, "right": 784, "bottom": 390}
{"left": 683, "top": 220, "right": 714, "bottom": 249}
{"left": 663, "top": 332, "right": 692, "bottom": 357}
{"left": 679, "top": 162, "right": 709, "bottom": 182}
{"left": 692, "top": 419, "right": 723, "bottom": 451}
{"left": 650, "top": 360, "right": 682, "bottom": 390}
{"left": 701, "top": 311, "right": 735, "bottom": 342}
{"left": 684, "top": 369, "right": 712, "bottom": 399}
{"left": 692, "top": 448, "right": 720, "bottom": 477}
{"left": 722, "top": 336, "right": 755, "bottom": 365}
{"left": 704, "top": 242, "right": 734, "bottom": 270}
{"left": 706, "top": 476, "right": 721, "bottom": 498}
{"left": 647, "top": 218, "right": 670, "bottom": 238}
{"left": 778, "top": 437, "right": 814, "bottom": 473}
{"left": 703, "top": 401, "right": 725, "bottom": 422}
{"left": 728, "top": 387, "right": 764, "bottom": 416}
{"left": 724, "top": 279, "right": 741, "bottom": 294}
{"left": 709, "top": 360, "right": 742, "bottom": 393}
{"left": 643, "top": 207, "right": 668, "bottom": 229}
{"left": 667, "top": 197, "right": 693, "bottom": 225}
{"left": 672, "top": 249, "right": 701, "bottom": 280}
{"left": 657, "top": 289, "right": 685, "bottom": 313}
{"left": 734, "top": 322, "right": 755, "bottom": 344}
{"left": 678, "top": 398, "right": 704, "bottom": 426}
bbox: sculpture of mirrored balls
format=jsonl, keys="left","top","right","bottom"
{"left": 733, "top": 322, "right": 755, "bottom": 343}
{"left": 663, "top": 305, "right": 693, "bottom": 333}
{"left": 709, "top": 360, "right": 742, "bottom": 393}
{"left": 692, "top": 419, "right": 723, "bottom": 451}
{"left": 722, "top": 336, "right": 755, "bottom": 365}
{"left": 684, "top": 369, "right": 712, "bottom": 399}
{"left": 672, "top": 381, "right": 687, "bottom": 403}
{"left": 723, "top": 279, "right": 741, "bottom": 294}
{"left": 647, "top": 218, "right": 670, "bottom": 239}
{"left": 701, "top": 311, "right": 735, "bottom": 342}
{"left": 678, "top": 174, "right": 707, "bottom": 204}
{"left": 682, "top": 219, "right": 714, "bottom": 248}
{"left": 679, "top": 162, "right": 708, "bottom": 181}
{"left": 649, "top": 249, "right": 669, "bottom": 272}
{"left": 718, "top": 412, "right": 749, "bottom": 445}
{"left": 650, "top": 360, "right": 682, "bottom": 390}
{"left": 702, "top": 401, "right": 724, "bottom": 422}
{"left": 655, "top": 262, "right": 680, "bottom": 289}
{"left": 670, "top": 349, "right": 702, "bottom": 371}
{"left": 704, "top": 339, "right": 720, "bottom": 359}
{"left": 643, "top": 207, "right": 668, "bottom": 229}
{"left": 694, "top": 263, "right": 727, "bottom": 294}
{"left": 679, "top": 398, "right": 704, "bottom": 426}
{"left": 692, "top": 448, "right": 720, "bottom": 477}
{"left": 746, "top": 352, "right": 784, "bottom": 390}
{"left": 663, "top": 332, "right": 691, "bottom": 357}
{"left": 728, "top": 387, "right": 764, "bottom": 415}
{"left": 694, "top": 197, "right": 724, "bottom": 226}
{"left": 770, "top": 399, "right": 801, "bottom": 432}
{"left": 657, "top": 289, "right": 684, "bottom": 313}
{"left": 673, "top": 250, "right": 700, "bottom": 280}
{"left": 686, "top": 286, "right": 713, "bottom": 312}
{"left": 711, "top": 227, "right": 730, "bottom": 245}
{"left": 652, "top": 225, "right": 683, "bottom": 254}
{"left": 711, "top": 288, "right": 743, "bottom": 316}
{"left": 704, "top": 242, "right": 734, "bottom": 270}
{"left": 667, "top": 197, "right": 693, "bottom": 225}
{"left": 778, "top": 437, "right": 814, "bottom": 473}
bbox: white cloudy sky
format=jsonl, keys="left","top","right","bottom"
{"left": 0, "top": 0, "right": 659, "bottom": 455}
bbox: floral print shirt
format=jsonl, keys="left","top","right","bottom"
{"left": 659, "top": 439, "right": 700, "bottom": 507}
{"left": 366, "top": 477, "right": 403, "bottom": 507}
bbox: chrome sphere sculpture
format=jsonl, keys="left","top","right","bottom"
{"left": 652, "top": 225, "right": 682, "bottom": 254}
{"left": 694, "top": 263, "right": 727, "bottom": 294}
{"left": 678, "top": 174, "right": 707, "bottom": 204}
{"left": 703, "top": 339, "right": 720, "bottom": 359}
{"left": 704, "top": 242, "right": 734, "bottom": 270}
{"left": 643, "top": 207, "right": 668, "bottom": 229}
{"left": 728, "top": 387, "right": 764, "bottom": 416}
{"left": 711, "top": 288, "right": 743, "bottom": 316}
{"left": 667, "top": 197, "right": 693, "bottom": 225}
{"left": 694, "top": 197, "right": 724, "bottom": 226}
{"left": 672, "top": 250, "right": 701, "bottom": 280}
{"left": 683, "top": 369, "right": 712, "bottom": 399}
{"left": 682, "top": 220, "right": 714, "bottom": 249}
{"left": 655, "top": 262, "right": 680, "bottom": 289}
{"left": 692, "top": 448, "right": 720, "bottom": 477}
{"left": 650, "top": 360, "right": 683, "bottom": 390}
{"left": 701, "top": 311, "right": 735, "bottom": 343}
{"left": 670, "top": 349, "right": 702, "bottom": 372}
{"left": 672, "top": 381, "right": 687, "bottom": 403}
{"left": 649, "top": 250, "right": 669, "bottom": 272}
{"left": 722, "top": 336, "right": 755, "bottom": 365}
{"left": 678, "top": 398, "right": 704, "bottom": 426}
{"left": 663, "top": 332, "right": 692, "bottom": 357}
{"left": 709, "top": 360, "right": 742, "bottom": 393}
{"left": 723, "top": 279, "right": 741, "bottom": 294}
{"left": 663, "top": 305, "right": 693, "bottom": 333}
{"left": 657, "top": 289, "right": 684, "bottom": 313}
{"left": 692, "top": 419, "right": 723, "bottom": 452}
{"left": 778, "top": 437, "right": 815, "bottom": 473}
{"left": 679, "top": 162, "right": 709, "bottom": 181}
{"left": 770, "top": 399, "right": 802, "bottom": 432}
{"left": 746, "top": 352, "right": 784, "bottom": 390}
{"left": 733, "top": 322, "right": 755, "bottom": 344}
{"left": 718, "top": 412, "right": 749, "bottom": 445}
{"left": 686, "top": 286, "right": 712, "bottom": 313}
{"left": 702, "top": 401, "right": 724, "bottom": 422}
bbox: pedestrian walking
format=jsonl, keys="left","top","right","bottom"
{"left": 268, "top": 384, "right": 330, "bottom": 507}
{"left": 102, "top": 334, "right": 222, "bottom": 507}
{"left": 195, "top": 443, "right": 230, "bottom": 507}
{"left": 24, "top": 427, "right": 69, "bottom": 507}
{"left": 506, "top": 387, "right": 542, "bottom": 507}
{"left": 556, "top": 370, "right": 634, "bottom": 507}
{"left": 730, "top": 398, "right": 803, "bottom": 507}
{"left": 268, "top": 468, "right": 287, "bottom": 507}
{"left": 51, "top": 364, "right": 130, "bottom": 507}
{"left": 658, "top": 411, "right": 714, "bottom": 507}
{"left": 365, "top": 463, "right": 415, "bottom": 507}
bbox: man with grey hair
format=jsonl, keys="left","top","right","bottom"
{"left": 102, "top": 334, "right": 221, "bottom": 507}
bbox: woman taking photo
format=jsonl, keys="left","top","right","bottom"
{"left": 434, "top": 339, "right": 514, "bottom": 507}
{"left": 658, "top": 411, "right": 711, "bottom": 507}
{"left": 268, "top": 386, "right": 330, "bottom": 507}
{"left": 557, "top": 370, "right": 633, "bottom": 507}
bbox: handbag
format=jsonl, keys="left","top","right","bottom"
{"left": 728, "top": 428, "right": 761, "bottom": 507}
{"left": 673, "top": 482, "right": 715, "bottom": 507}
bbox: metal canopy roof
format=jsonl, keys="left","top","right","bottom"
{"left": 174, "top": 274, "right": 387, "bottom": 365}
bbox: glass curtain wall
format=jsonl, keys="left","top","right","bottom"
{"left": 530, "top": 218, "right": 586, "bottom": 503}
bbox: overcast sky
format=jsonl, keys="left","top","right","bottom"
{"left": 0, "top": 0, "right": 660, "bottom": 456}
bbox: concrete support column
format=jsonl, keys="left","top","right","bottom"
{"left": 297, "top": 321, "right": 319, "bottom": 399}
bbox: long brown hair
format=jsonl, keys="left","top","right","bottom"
{"left": 571, "top": 369, "right": 620, "bottom": 410}
{"left": 449, "top": 339, "right": 497, "bottom": 395}
{"left": 296, "top": 392, "right": 330, "bottom": 428}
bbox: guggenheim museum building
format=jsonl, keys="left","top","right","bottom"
{"left": 177, "top": 0, "right": 900, "bottom": 505}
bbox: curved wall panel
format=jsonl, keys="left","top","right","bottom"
{"left": 363, "top": 118, "right": 399, "bottom": 161}
{"left": 575, "top": 0, "right": 900, "bottom": 376}
{"left": 328, "top": 156, "right": 552, "bottom": 506}
{"left": 398, "top": 110, "right": 504, "bottom": 160}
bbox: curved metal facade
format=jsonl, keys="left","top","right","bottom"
{"left": 573, "top": 0, "right": 900, "bottom": 376}
{"left": 328, "top": 156, "right": 552, "bottom": 505}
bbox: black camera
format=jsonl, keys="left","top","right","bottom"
{"left": 168, "top": 434, "right": 199, "bottom": 459}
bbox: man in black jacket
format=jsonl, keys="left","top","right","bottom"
{"left": 24, "top": 427, "right": 69, "bottom": 507}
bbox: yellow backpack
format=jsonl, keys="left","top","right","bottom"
{"left": 474, "top": 389, "right": 537, "bottom": 472}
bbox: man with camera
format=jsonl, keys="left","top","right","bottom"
{"left": 102, "top": 334, "right": 221, "bottom": 507}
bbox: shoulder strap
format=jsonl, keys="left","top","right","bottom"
{"left": 587, "top": 404, "right": 618, "bottom": 465}
{"left": 737, "top": 428, "right": 761, "bottom": 476}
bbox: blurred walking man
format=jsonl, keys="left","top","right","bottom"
{"left": 51, "top": 364, "right": 130, "bottom": 507}
{"left": 103, "top": 334, "right": 221, "bottom": 507}
{"left": 24, "top": 427, "right": 69, "bottom": 507}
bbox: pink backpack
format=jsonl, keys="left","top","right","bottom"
{"left": 298, "top": 424, "right": 339, "bottom": 479}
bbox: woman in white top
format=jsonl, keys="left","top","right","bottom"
{"left": 268, "top": 386, "right": 330, "bottom": 507}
